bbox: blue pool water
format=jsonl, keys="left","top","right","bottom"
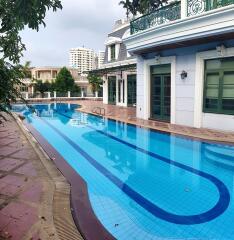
{"left": 13, "top": 103, "right": 234, "bottom": 239}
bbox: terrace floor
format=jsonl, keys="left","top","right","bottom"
{"left": 75, "top": 100, "right": 234, "bottom": 145}
{"left": 0, "top": 113, "right": 83, "bottom": 240}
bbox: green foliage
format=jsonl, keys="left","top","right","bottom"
{"left": 33, "top": 80, "right": 51, "bottom": 96}
{"left": 0, "top": 0, "right": 62, "bottom": 118}
{"left": 87, "top": 73, "right": 102, "bottom": 93}
{"left": 0, "top": 0, "right": 62, "bottom": 63}
{"left": 119, "top": 0, "right": 167, "bottom": 16}
{"left": 0, "top": 60, "right": 24, "bottom": 117}
{"left": 54, "top": 67, "right": 80, "bottom": 93}
{"left": 22, "top": 61, "right": 32, "bottom": 78}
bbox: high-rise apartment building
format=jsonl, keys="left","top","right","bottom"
{"left": 97, "top": 51, "right": 105, "bottom": 68}
{"left": 69, "top": 47, "right": 95, "bottom": 74}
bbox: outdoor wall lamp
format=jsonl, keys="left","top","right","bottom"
{"left": 216, "top": 44, "right": 226, "bottom": 56}
{"left": 155, "top": 55, "right": 161, "bottom": 63}
{"left": 180, "top": 70, "right": 188, "bottom": 80}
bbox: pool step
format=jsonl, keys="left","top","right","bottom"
{"left": 204, "top": 146, "right": 234, "bottom": 170}
{"left": 204, "top": 145, "right": 234, "bottom": 161}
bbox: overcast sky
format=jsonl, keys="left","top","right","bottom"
{"left": 20, "top": 0, "right": 126, "bottom": 67}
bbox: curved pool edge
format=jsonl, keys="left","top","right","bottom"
{"left": 21, "top": 117, "right": 116, "bottom": 240}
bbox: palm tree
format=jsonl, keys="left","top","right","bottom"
{"left": 22, "top": 61, "right": 32, "bottom": 78}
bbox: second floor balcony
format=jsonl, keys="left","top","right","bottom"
{"left": 130, "top": 0, "right": 234, "bottom": 35}
{"left": 124, "top": 0, "right": 234, "bottom": 54}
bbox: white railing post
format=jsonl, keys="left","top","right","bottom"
{"left": 68, "top": 91, "right": 71, "bottom": 98}
{"left": 81, "top": 91, "right": 84, "bottom": 98}
{"left": 54, "top": 91, "right": 56, "bottom": 99}
{"left": 181, "top": 0, "right": 188, "bottom": 19}
{"left": 48, "top": 92, "right": 51, "bottom": 99}
{"left": 25, "top": 92, "right": 29, "bottom": 100}
{"left": 95, "top": 91, "right": 98, "bottom": 98}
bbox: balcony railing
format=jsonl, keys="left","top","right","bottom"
{"left": 130, "top": 0, "right": 234, "bottom": 34}
{"left": 187, "top": 0, "right": 234, "bottom": 16}
{"left": 130, "top": 2, "right": 181, "bottom": 35}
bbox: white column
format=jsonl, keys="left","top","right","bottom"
{"left": 95, "top": 91, "right": 98, "bottom": 98}
{"left": 103, "top": 76, "right": 108, "bottom": 104}
{"left": 81, "top": 91, "right": 84, "bottom": 98}
{"left": 48, "top": 92, "right": 51, "bottom": 99}
{"left": 25, "top": 92, "right": 29, "bottom": 100}
{"left": 181, "top": 0, "right": 188, "bottom": 19}
{"left": 68, "top": 91, "right": 71, "bottom": 98}
{"left": 54, "top": 91, "right": 57, "bottom": 99}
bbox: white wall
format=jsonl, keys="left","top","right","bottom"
{"left": 136, "top": 46, "right": 234, "bottom": 132}
{"left": 175, "top": 54, "right": 195, "bottom": 126}
{"left": 103, "top": 75, "right": 108, "bottom": 104}
{"left": 202, "top": 113, "right": 234, "bottom": 131}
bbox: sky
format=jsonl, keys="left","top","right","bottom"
{"left": 20, "top": 0, "right": 126, "bottom": 67}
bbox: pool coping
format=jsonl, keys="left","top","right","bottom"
{"left": 15, "top": 114, "right": 116, "bottom": 240}
{"left": 12, "top": 113, "right": 85, "bottom": 240}
{"left": 78, "top": 107, "right": 234, "bottom": 147}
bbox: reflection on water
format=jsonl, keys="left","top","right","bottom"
{"left": 12, "top": 102, "right": 234, "bottom": 240}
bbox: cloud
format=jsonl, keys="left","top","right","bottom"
{"left": 20, "top": 0, "right": 126, "bottom": 66}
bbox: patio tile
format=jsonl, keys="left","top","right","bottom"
{"left": 1, "top": 175, "right": 25, "bottom": 186}
{"left": 0, "top": 146, "right": 19, "bottom": 156}
{"left": 0, "top": 212, "right": 12, "bottom": 231}
{"left": 1, "top": 183, "right": 24, "bottom": 197}
{"left": 19, "top": 182, "right": 43, "bottom": 203}
{"left": 0, "top": 158, "right": 24, "bottom": 171}
{"left": 15, "top": 162, "right": 37, "bottom": 176}
{"left": 0, "top": 202, "right": 35, "bottom": 219}
{"left": 10, "top": 148, "right": 37, "bottom": 160}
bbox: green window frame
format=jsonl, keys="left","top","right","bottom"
{"left": 110, "top": 44, "right": 115, "bottom": 61}
{"left": 203, "top": 57, "right": 234, "bottom": 115}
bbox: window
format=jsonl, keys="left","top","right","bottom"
{"left": 110, "top": 44, "right": 115, "bottom": 61}
{"left": 20, "top": 86, "right": 28, "bottom": 92}
{"left": 203, "top": 57, "right": 234, "bottom": 115}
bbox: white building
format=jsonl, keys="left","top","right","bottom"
{"left": 123, "top": 1, "right": 234, "bottom": 132}
{"left": 90, "top": 19, "right": 137, "bottom": 107}
{"left": 69, "top": 47, "right": 95, "bottom": 74}
{"left": 97, "top": 51, "right": 105, "bottom": 68}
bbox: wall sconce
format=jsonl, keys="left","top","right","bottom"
{"left": 216, "top": 44, "right": 226, "bottom": 56}
{"left": 155, "top": 55, "right": 161, "bottom": 63}
{"left": 180, "top": 70, "right": 187, "bottom": 80}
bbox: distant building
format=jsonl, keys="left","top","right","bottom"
{"left": 21, "top": 66, "right": 92, "bottom": 96}
{"left": 97, "top": 51, "right": 105, "bottom": 68}
{"left": 69, "top": 47, "right": 95, "bottom": 74}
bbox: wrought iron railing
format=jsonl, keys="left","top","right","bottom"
{"left": 130, "top": 0, "right": 233, "bottom": 34}
{"left": 130, "top": 2, "right": 181, "bottom": 35}
{"left": 187, "top": 0, "right": 234, "bottom": 16}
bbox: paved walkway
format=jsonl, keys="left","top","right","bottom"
{"left": 76, "top": 100, "right": 234, "bottom": 144}
{"left": 0, "top": 114, "right": 82, "bottom": 240}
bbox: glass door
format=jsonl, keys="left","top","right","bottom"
{"left": 127, "top": 74, "right": 136, "bottom": 106}
{"left": 151, "top": 65, "right": 171, "bottom": 121}
{"left": 108, "top": 76, "right": 116, "bottom": 104}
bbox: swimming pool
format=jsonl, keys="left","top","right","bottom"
{"left": 14, "top": 103, "right": 234, "bottom": 239}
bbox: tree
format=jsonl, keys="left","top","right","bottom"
{"left": 0, "top": 60, "right": 24, "bottom": 119}
{"left": 87, "top": 73, "right": 102, "bottom": 93}
{"left": 119, "top": 0, "right": 167, "bottom": 16}
{"left": 54, "top": 67, "right": 80, "bottom": 93}
{"left": 0, "top": 0, "right": 62, "bottom": 118}
{"left": 22, "top": 61, "right": 32, "bottom": 78}
{"left": 33, "top": 80, "right": 51, "bottom": 97}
